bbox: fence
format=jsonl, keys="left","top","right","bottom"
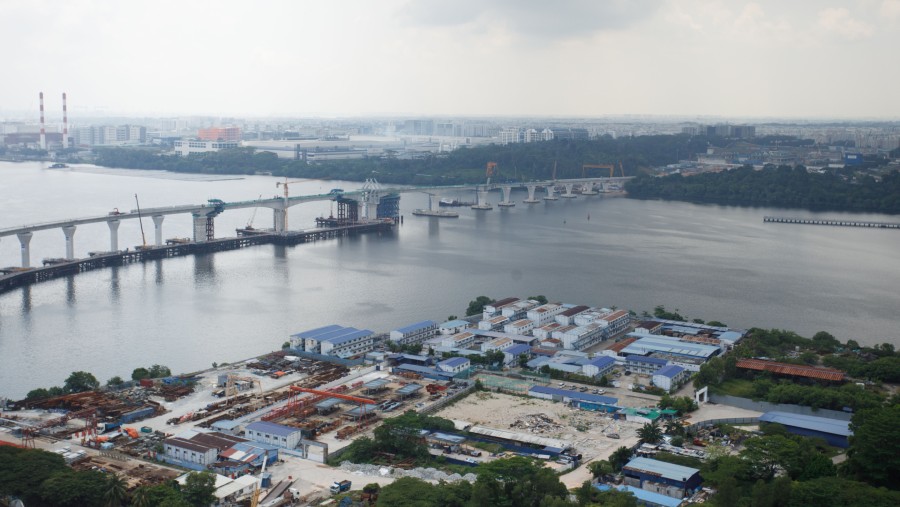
{"left": 709, "top": 394, "right": 853, "bottom": 421}
{"left": 418, "top": 382, "right": 477, "bottom": 415}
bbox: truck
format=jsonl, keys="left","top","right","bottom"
{"left": 330, "top": 480, "right": 351, "bottom": 494}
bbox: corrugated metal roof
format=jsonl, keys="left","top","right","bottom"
{"left": 588, "top": 356, "right": 616, "bottom": 368}
{"left": 315, "top": 397, "right": 343, "bottom": 409}
{"left": 362, "top": 378, "right": 390, "bottom": 389}
{"left": 623, "top": 335, "right": 720, "bottom": 358}
{"left": 438, "top": 357, "right": 469, "bottom": 368}
{"left": 245, "top": 421, "right": 301, "bottom": 438}
{"left": 394, "top": 363, "right": 456, "bottom": 379}
{"left": 654, "top": 364, "right": 685, "bottom": 378}
{"left": 290, "top": 324, "right": 342, "bottom": 339}
{"left": 468, "top": 424, "right": 571, "bottom": 450}
{"left": 440, "top": 320, "right": 470, "bottom": 328}
{"left": 608, "top": 336, "right": 638, "bottom": 353}
{"left": 623, "top": 456, "right": 700, "bottom": 482}
{"left": 504, "top": 344, "right": 532, "bottom": 356}
{"left": 326, "top": 329, "right": 373, "bottom": 346}
{"left": 560, "top": 305, "right": 590, "bottom": 317}
{"left": 615, "top": 485, "right": 683, "bottom": 507}
{"left": 759, "top": 411, "right": 852, "bottom": 436}
{"left": 394, "top": 320, "right": 436, "bottom": 334}
{"left": 736, "top": 359, "right": 845, "bottom": 382}
{"left": 626, "top": 354, "right": 669, "bottom": 366}
{"left": 396, "top": 383, "right": 423, "bottom": 395}
{"left": 529, "top": 386, "right": 618, "bottom": 405}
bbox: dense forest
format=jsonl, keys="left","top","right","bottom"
{"left": 94, "top": 135, "right": 719, "bottom": 185}
{"left": 626, "top": 165, "right": 900, "bottom": 213}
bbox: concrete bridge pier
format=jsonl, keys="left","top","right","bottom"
{"left": 62, "top": 225, "right": 76, "bottom": 259}
{"left": 152, "top": 215, "right": 164, "bottom": 246}
{"left": 365, "top": 202, "right": 378, "bottom": 220}
{"left": 582, "top": 182, "right": 598, "bottom": 195}
{"left": 273, "top": 208, "right": 286, "bottom": 233}
{"left": 562, "top": 183, "right": 576, "bottom": 198}
{"left": 192, "top": 214, "right": 214, "bottom": 242}
{"left": 498, "top": 186, "right": 515, "bottom": 207}
{"left": 17, "top": 232, "right": 33, "bottom": 268}
{"left": 107, "top": 220, "right": 120, "bottom": 251}
{"left": 524, "top": 185, "right": 540, "bottom": 203}
{"left": 544, "top": 186, "right": 558, "bottom": 200}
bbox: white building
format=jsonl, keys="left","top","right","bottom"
{"left": 652, "top": 365, "right": 690, "bottom": 392}
{"left": 560, "top": 323, "right": 605, "bottom": 350}
{"left": 597, "top": 310, "right": 631, "bottom": 336}
{"left": 555, "top": 305, "right": 590, "bottom": 326}
{"left": 390, "top": 320, "right": 438, "bottom": 346}
{"left": 482, "top": 337, "right": 514, "bottom": 352}
{"left": 583, "top": 356, "right": 617, "bottom": 378}
{"left": 439, "top": 319, "right": 470, "bottom": 335}
{"left": 244, "top": 421, "right": 303, "bottom": 449}
{"left": 163, "top": 431, "right": 245, "bottom": 468}
{"left": 504, "top": 319, "right": 534, "bottom": 336}
{"left": 290, "top": 325, "right": 375, "bottom": 358}
{"left": 501, "top": 300, "right": 539, "bottom": 320}
{"left": 533, "top": 322, "right": 562, "bottom": 340}
{"left": 526, "top": 303, "right": 564, "bottom": 327}
{"left": 174, "top": 140, "right": 239, "bottom": 156}
{"left": 482, "top": 297, "right": 520, "bottom": 319}
{"left": 478, "top": 315, "right": 509, "bottom": 331}
{"left": 440, "top": 331, "right": 476, "bottom": 349}
{"left": 436, "top": 357, "right": 470, "bottom": 374}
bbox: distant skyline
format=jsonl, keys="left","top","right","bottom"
{"left": 2, "top": 0, "right": 899, "bottom": 119}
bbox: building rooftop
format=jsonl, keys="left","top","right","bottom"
{"left": 245, "top": 421, "right": 301, "bottom": 438}
{"left": 594, "top": 485, "right": 682, "bottom": 507}
{"left": 559, "top": 305, "right": 590, "bottom": 317}
{"left": 529, "top": 386, "right": 618, "bottom": 405}
{"left": 623, "top": 335, "right": 721, "bottom": 359}
{"left": 736, "top": 358, "right": 845, "bottom": 382}
{"left": 654, "top": 364, "right": 686, "bottom": 378}
{"left": 488, "top": 297, "right": 520, "bottom": 309}
{"left": 315, "top": 397, "right": 343, "bottom": 410}
{"left": 440, "top": 319, "right": 470, "bottom": 329}
{"left": 362, "top": 378, "right": 391, "bottom": 390}
{"left": 470, "top": 329, "right": 535, "bottom": 343}
{"left": 394, "top": 320, "right": 437, "bottom": 334}
{"left": 759, "top": 411, "right": 852, "bottom": 436}
{"left": 394, "top": 363, "right": 456, "bottom": 379}
{"left": 587, "top": 356, "right": 616, "bottom": 369}
{"left": 505, "top": 344, "right": 532, "bottom": 356}
{"left": 623, "top": 456, "right": 700, "bottom": 482}
{"left": 438, "top": 357, "right": 470, "bottom": 369}
{"left": 326, "top": 329, "right": 374, "bottom": 346}
{"left": 396, "top": 383, "right": 424, "bottom": 396}
{"left": 600, "top": 310, "right": 629, "bottom": 321}
{"left": 608, "top": 336, "right": 638, "bottom": 354}
{"left": 625, "top": 354, "right": 669, "bottom": 366}
{"left": 290, "top": 324, "right": 342, "bottom": 339}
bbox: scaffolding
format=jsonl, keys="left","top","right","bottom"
{"left": 377, "top": 193, "right": 401, "bottom": 221}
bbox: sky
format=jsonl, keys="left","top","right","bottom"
{"left": 2, "top": 0, "right": 899, "bottom": 119}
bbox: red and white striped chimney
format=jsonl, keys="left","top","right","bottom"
{"left": 39, "top": 92, "right": 46, "bottom": 150}
{"left": 62, "top": 92, "right": 69, "bottom": 149}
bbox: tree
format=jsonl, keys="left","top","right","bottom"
{"left": 811, "top": 331, "right": 840, "bottom": 352}
{"left": 103, "top": 474, "right": 127, "bottom": 507}
{"left": 38, "top": 470, "right": 107, "bottom": 507}
{"left": 637, "top": 422, "right": 663, "bottom": 444}
{"left": 131, "top": 484, "right": 190, "bottom": 507}
{"left": 106, "top": 376, "right": 125, "bottom": 387}
{"left": 670, "top": 436, "right": 684, "bottom": 447}
{"left": 609, "top": 446, "right": 632, "bottom": 471}
{"left": 131, "top": 367, "right": 150, "bottom": 381}
{"left": 588, "top": 460, "right": 614, "bottom": 478}
{"left": 447, "top": 315, "right": 458, "bottom": 321}
{"left": 465, "top": 296, "right": 494, "bottom": 316}
{"left": 148, "top": 364, "right": 172, "bottom": 378}
{"left": 64, "top": 371, "right": 100, "bottom": 393}
{"left": 182, "top": 471, "right": 217, "bottom": 507}
{"left": 527, "top": 295, "right": 548, "bottom": 304}
{"left": 0, "top": 447, "right": 70, "bottom": 505}
{"left": 518, "top": 354, "right": 530, "bottom": 368}
{"left": 844, "top": 404, "right": 900, "bottom": 489}
{"left": 740, "top": 435, "right": 797, "bottom": 481}
{"left": 281, "top": 341, "right": 290, "bottom": 349}
{"left": 26, "top": 387, "right": 52, "bottom": 400}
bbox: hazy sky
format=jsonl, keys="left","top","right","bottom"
{"left": 2, "top": 0, "right": 898, "bottom": 119}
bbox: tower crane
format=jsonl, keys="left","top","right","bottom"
{"left": 485, "top": 161, "right": 497, "bottom": 185}
{"left": 275, "top": 178, "right": 306, "bottom": 230}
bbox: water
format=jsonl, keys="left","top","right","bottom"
{"left": 2, "top": 161, "right": 899, "bottom": 399}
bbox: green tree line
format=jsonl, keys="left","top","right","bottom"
{"left": 626, "top": 164, "right": 900, "bottom": 213}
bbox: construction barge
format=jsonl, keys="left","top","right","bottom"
{"left": 0, "top": 221, "right": 395, "bottom": 294}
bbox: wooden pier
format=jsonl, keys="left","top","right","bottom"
{"left": 0, "top": 221, "right": 394, "bottom": 294}
{"left": 763, "top": 216, "right": 900, "bottom": 229}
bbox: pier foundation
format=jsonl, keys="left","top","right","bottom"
{"left": 152, "top": 215, "right": 164, "bottom": 246}
{"left": 17, "top": 232, "right": 33, "bottom": 268}
{"left": 108, "top": 220, "right": 120, "bottom": 251}
{"left": 62, "top": 225, "right": 76, "bottom": 260}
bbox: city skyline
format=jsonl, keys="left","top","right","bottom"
{"left": 2, "top": 0, "right": 899, "bottom": 119}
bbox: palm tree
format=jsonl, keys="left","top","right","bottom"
{"left": 103, "top": 474, "right": 127, "bottom": 507}
{"left": 638, "top": 422, "right": 663, "bottom": 444}
{"left": 131, "top": 486, "right": 150, "bottom": 507}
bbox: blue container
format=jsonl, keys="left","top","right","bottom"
{"left": 261, "top": 473, "right": 272, "bottom": 488}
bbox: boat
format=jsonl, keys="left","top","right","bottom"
{"left": 48, "top": 163, "right": 68, "bottom": 169}
{"left": 439, "top": 198, "right": 474, "bottom": 207}
{"left": 412, "top": 209, "right": 459, "bottom": 218}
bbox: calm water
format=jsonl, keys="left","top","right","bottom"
{"left": 1, "top": 161, "right": 899, "bottom": 399}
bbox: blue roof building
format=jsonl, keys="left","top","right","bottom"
{"left": 390, "top": 320, "right": 438, "bottom": 346}
{"left": 245, "top": 421, "right": 303, "bottom": 449}
{"left": 622, "top": 457, "right": 702, "bottom": 496}
{"left": 625, "top": 354, "right": 670, "bottom": 374}
{"left": 652, "top": 364, "right": 688, "bottom": 392}
{"left": 529, "top": 385, "right": 618, "bottom": 406}
{"left": 394, "top": 363, "right": 456, "bottom": 381}
{"left": 594, "top": 484, "right": 683, "bottom": 507}
{"left": 437, "top": 357, "right": 471, "bottom": 374}
{"left": 583, "top": 356, "right": 616, "bottom": 377}
{"left": 759, "top": 411, "right": 853, "bottom": 448}
{"left": 291, "top": 325, "right": 375, "bottom": 358}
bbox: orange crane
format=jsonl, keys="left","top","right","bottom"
{"left": 289, "top": 386, "right": 377, "bottom": 404}
{"left": 275, "top": 178, "right": 306, "bottom": 230}
{"left": 485, "top": 162, "right": 497, "bottom": 184}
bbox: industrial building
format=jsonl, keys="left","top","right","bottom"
{"left": 482, "top": 297, "right": 520, "bottom": 318}
{"left": 440, "top": 331, "right": 476, "bottom": 349}
{"left": 594, "top": 484, "right": 683, "bottom": 507}
{"left": 624, "top": 355, "right": 670, "bottom": 375}
{"left": 758, "top": 411, "right": 853, "bottom": 448}
{"left": 504, "top": 319, "right": 535, "bottom": 335}
{"left": 244, "top": 421, "right": 304, "bottom": 449}
{"left": 583, "top": 356, "right": 616, "bottom": 378}
{"left": 197, "top": 127, "right": 242, "bottom": 142}
{"left": 501, "top": 300, "right": 540, "bottom": 320}
{"left": 503, "top": 344, "right": 533, "bottom": 365}
{"left": 528, "top": 386, "right": 619, "bottom": 412}
{"left": 559, "top": 323, "right": 605, "bottom": 350}
{"left": 437, "top": 357, "right": 471, "bottom": 374}
{"left": 173, "top": 140, "right": 240, "bottom": 156}
{"left": 478, "top": 315, "right": 509, "bottom": 331}
{"left": 482, "top": 337, "right": 514, "bottom": 352}
{"left": 620, "top": 334, "right": 721, "bottom": 369}
{"left": 652, "top": 364, "right": 689, "bottom": 392}
{"left": 390, "top": 320, "right": 438, "bottom": 346}
{"left": 290, "top": 325, "right": 375, "bottom": 358}
{"left": 393, "top": 363, "right": 458, "bottom": 381}
{"left": 439, "top": 319, "right": 470, "bottom": 334}
{"left": 162, "top": 430, "right": 247, "bottom": 470}
{"left": 622, "top": 457, "right": 702, "bottom": 499}
{"left": 526, "top": 303, "right": 564, "bottom": 326}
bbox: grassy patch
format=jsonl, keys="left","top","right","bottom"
{"left": 712, "top": 378, "right": 756, "bottom": 398}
